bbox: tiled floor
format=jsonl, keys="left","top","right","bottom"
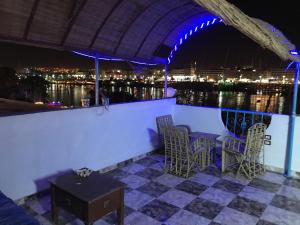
{"left": 20, "top": 154, "right": 300, "bottom": 225}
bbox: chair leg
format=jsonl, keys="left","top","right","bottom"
{"left": 237, "top": 158, "right": 251, "bottom": 180}
{"left": 221, "top": 150, "right": 226, "bottom": 173}
{"left": 164, "top": 152, "right": 168, "bottom": 172}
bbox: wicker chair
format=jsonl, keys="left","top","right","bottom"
{"left": 156, "top": 115, "right": 191, "bottom": 169}
{"left": 156, "top": 115, "right": 174, "bottom": 142}
{"left": 221, "top": 123, "right": 267, "bottom": 179}
{"left": 163, "top": 126, "right": 212, "bottom": 178}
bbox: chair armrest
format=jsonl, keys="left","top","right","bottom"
{"left": 222, "top": 136, "right": 245, "bottom": 154}
{"left": 175, "top": 125, "right": 190, "bottom": 133}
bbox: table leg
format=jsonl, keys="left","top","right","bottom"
{"left": 117, "top": 188, "right": 124, "bottom": 225}
{"left": 51, "top": 185, "right": 59, "bottom": 225}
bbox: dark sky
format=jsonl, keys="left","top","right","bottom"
{"left": 172, "top": 0, "right": 300, "bottom": 69}
{"left": 0, "top": 0, "right": 299, "bottom": 70}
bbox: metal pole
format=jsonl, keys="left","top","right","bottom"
{"left": 286, "top": 62, "right": 299, "bottom": 177}
{"left": 95, "top": 58, "right": 100, "bottom": 106}
{"left": 164, "top": 64, "right": 168, "bottom": 98}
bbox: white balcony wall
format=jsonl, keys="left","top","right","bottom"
{"left": 1, "top": 100, "right": 299, "bottom": 201}
{"left": 172, "top": 105, "right": 225, "bottom": 135}
{"left": 173, "top": 105, "right": 299, "bottom": 175}
{"left": 0, "top": 98, "right": 176, "bottom": 200}
{"left": 292, "top": 117, "right": 300, "bottom": 173}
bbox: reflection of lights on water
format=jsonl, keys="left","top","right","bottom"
{"left": 218, "top": 92, "right": 223, "bottom": 107}
{"left": 278, "top": 96, "right": 284, "bottom": 114}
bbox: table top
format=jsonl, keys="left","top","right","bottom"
{"left": 49, "top": 172, "right": 124, "bottom": 203}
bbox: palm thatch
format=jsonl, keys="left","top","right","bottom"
{"left": 0, "top": 0, "right": 298, "bottom": 64}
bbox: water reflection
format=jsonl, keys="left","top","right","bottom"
{"left": 175, "top": 90, "right": 290, "bottom": 114}
{"left": 47, "top": 84, "right": 292, "bottom": 114}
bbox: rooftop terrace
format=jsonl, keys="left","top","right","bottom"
{"left": 1, "top": 0, "right": 300, "bottom": 224}
{"left": 19, "top": 153, "right": 300, "bottom": 225}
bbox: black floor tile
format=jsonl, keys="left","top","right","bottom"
{"left": 184, "top": 197, "right": 224, "bottom": 220}
{"left": 249, "top": 178, "right": 281, "bottom": 193}
{"left": 137, "top": 181, "right": 170, "bottom": 197}
{"left": 271, "top": 194, "right": 300, "bottom": 214}
{"left": 135, "top": 168, "right": 164, "bottom": 180}
{"left": 212, "top": 179, "right": 244, "bottom": 194}
{"left": 139, "top": 199, "right": 180, "bottom": 222}
{"left": 256, "top": 219, "right": 278, "bottom": 225}
{"left": 228, "top": 196, "right": 267, "bottom": 217}
{"left": 175, "top": 180, "right": 208, "bottom": 195}
{"left": 284, "top": 178, "right": 300, "bottom": 189}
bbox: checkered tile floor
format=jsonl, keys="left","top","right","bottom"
{"left": 20, "top": 154, "right": 300, "bottom": 225}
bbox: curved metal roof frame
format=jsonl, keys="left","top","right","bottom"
{"left": 0, "top": 0, "right": 298, "bottom": 65}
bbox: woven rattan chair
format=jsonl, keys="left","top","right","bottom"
{"left": 221, "top": 123, "right": 267, "bottom": 179}
{"left": 156, "top": 115, "right": 174, "bottom": 142}
{"left": 156, "top": 115, "right": 190, "bottom": 156}
{"left": 156, "top": 115, "right": 190, "bottom": 144}
{"left": 163, "top": 126, "right": 211, "bottom": 178}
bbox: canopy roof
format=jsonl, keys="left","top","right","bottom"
{"left": 0, "top": 0, "right": 298, "bottom": 65}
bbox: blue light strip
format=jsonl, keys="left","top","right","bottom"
{"left": 167, "top": 17, "right": 223, "bottom": 64}
{"left": 73, "top": 51, "right": 122, "bottom": 61}
{"left": 73, "top": 51, "right": 158, "bottom": 66}
{"left": 290, "top": 49, "right": 299, "bottom": 56}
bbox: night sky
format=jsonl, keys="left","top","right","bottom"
{"left": 0, "top": 0, "right": 299, "bottom": 70}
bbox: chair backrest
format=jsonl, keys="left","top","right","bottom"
{"left": 244, "top": 123, "right": 267, "bottom": 155}
{"left": 163, "top": 126, "right": 190, "bottom": 157}
{"left": 156, "top": 115, "right": 174, "bottom": 140}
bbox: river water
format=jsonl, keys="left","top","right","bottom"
{"left": 47, "top": 84, "right": 293, "bottom": 115}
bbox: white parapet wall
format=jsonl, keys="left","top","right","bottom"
{"left": 173, "top": 104, "right": 299, "bottom": 176}
{"left": 0, "top": 98, "right": 176, "bottom": 200}
{"left": 292, "top": 116, "right": 300, "bottom": 174}
{"left": 1, "top": 100, "right": 299, "bottom": 200}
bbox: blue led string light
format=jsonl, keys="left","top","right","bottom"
{"left": 73, "top": 51, "right": 158, "bottom": 66}
{"left": 290, "top": 49, "right": 299, "bottom": 56}
{"left": 167, "top": 18, "right": 223, "bottom": 64}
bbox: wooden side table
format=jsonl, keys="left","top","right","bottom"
{"left": 50, "top": 172, "right": 124, "bottom": 225}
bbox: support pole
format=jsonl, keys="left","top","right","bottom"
{"left": 286, "top": 62, "right": 299, "bottom": 177}
{"left": 164, "top": 64, "right": 168, "bottom": 98}
{"left": 95, "top": 58, "right": 100, "bottom": 106}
